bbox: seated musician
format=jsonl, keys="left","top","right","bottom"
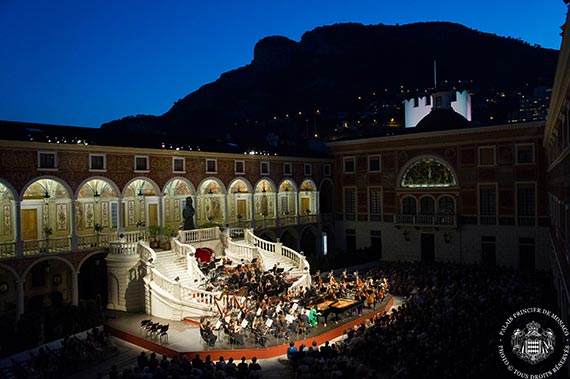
{"left": 229, "top": 320, "right": 244, "bottom": 345}
{"left": 200, "top": 319, "right": 217, "bottom": 347}
{"left": 254, "top": 320, "right": 269, "bottom": 346}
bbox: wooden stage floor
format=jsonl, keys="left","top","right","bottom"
{"left": 105, "top": 295, "right": 394, "bottom": 359}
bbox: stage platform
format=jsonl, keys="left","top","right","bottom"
{"left": 105, "top": 295, "right": 394, "bottom": 359}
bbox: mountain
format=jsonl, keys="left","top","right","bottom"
{"left": 101, "top": 22, "right": 558, "bottom": 147}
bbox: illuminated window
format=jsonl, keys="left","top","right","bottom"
{"left": 401, "top": 158, "right": 456, "bottom": 188}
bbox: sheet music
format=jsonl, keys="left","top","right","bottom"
{"left": 285, "top": 314, "right": 295, "bottom": 323}
{"left": 214, "top": 320, "right": 222, "bottom": 330}
{"left": 275, "top": 304, "right": 282, "bottom": 313}
{"left": 291, "top": 303, "right": 298, "bottom": 311}
{"left": 256, "top": 307, "right": 262, "bottom": 316}
{"left": 241, "top": 319, "right": 249, "bottom": 328}
{"left": 265, "top": 318, "right": 273, "bottom": 327}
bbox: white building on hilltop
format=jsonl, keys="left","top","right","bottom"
{"left": 404, "top": 89, "right": 472, "bottom": 128}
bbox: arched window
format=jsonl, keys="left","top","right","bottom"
{"left": 402, "top": 196, "right": 417, "bottom": 215}
{"left": 420, "top": 197, "right": 435, "bottom": 215}
{"left": 438, "top": 196, "right": 455, "bottom": 215}
{"left": 401, "top": 158, "right": 456, "bottom": 188}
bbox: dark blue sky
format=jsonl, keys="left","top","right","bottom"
{"left": 0, "top": 0, "right": 566, "bottom": 128}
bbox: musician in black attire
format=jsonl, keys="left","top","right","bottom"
{"left": 199, "top": 318, "right": 217, "bottom": 347}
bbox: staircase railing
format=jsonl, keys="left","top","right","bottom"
{"left": 244, "top": 229, "right": 310, "bottom": 273}
{"left": 179, "top": 227, "right": 219, "bottom": 243}
{"left": 138, "top": 226, "right": 311, "bottom": 319}
{"left": 172, "top": 238, "right": 207, "bottom": 282}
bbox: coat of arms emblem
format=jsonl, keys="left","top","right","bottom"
{"left": 511, "top": 321, "right": 556, "bottom": 364}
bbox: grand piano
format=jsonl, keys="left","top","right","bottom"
{"left": 308, "top": 297, "right": 363, "bottom": 324}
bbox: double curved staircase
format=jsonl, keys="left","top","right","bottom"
{"left": 133, "top": 227, "right": 311, "bottom": 321}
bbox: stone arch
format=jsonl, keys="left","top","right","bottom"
{"left": 319, "top": 178, "right": 335, "bottom": 214}
{"left": 279, "top": 227, "right": 299, "bottom": 250}
{"left": 76, "top": 177, "right": 121, "bottom": 234}
{"left": 20, "top": 176, "right": 73, "bottom": 202}
{"left": 75, "top": 177, "right": 120, "bottom": 201}
{"left": 257, "top": 230, "right": 277, "bottom": 242}
{"left": 196, "top": 178, "right": 227, "bottom": 224}
{"left": 162, "top": 177, "right": 196, "bottom": 196}
{"left": 77, "top": 252, "right": 107, "bottom": 303}
{"left": 0, "top": 179, "right": 18, "bottom": 242}
{"left": 277, "top": 179, "right": 298, "bottom": 193}
{"left": 254, "top": 178, "right": 277, "bottom": 193}
{"left": 21, "top": 177, "right": 74, "bottom": 241}
{"left": 22, "top": 255, "right": 76, "bottom": 279}
{"left": 122, "top": 177, "right": 161, "bottom": 198}
{"left": 0, "top": 262, "right": 21, "bottom": 281}
{"left": 398, "top": 155, "right": 458, "bottom": 188}
{"left": 0, "top": 179, "right": 18, "bottom": 201}
{"left": 197, "top": 177, "right": 227, "bottom": 195}
{"left": 253, "top": 179, "right": 277, "bottom": 221}
{"left": 299, "top": 225, "right": 318, "bottom": 256}
{"left": 162, "top": 178, "right": 196, "bottom": 229}
{"left": 77, "top": 250, "right": 108, "bottom": 272}
{"left": 228, "top": 177, "right": 253, "bottom": 194}
{"left": 123, "top": 177, "right": 161, "bottom": 229}
{"left": 299, "top": 179, "right": 317, "bottom": 192}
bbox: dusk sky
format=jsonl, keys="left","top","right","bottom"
{"left": 0, "top": 0, "right": 567, "bottom": 128}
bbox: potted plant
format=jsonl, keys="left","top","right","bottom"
{"left": 148, "top": 224, "right": 161, "bottom": 248}
{"left": 161, "top": 225, "right": 177, "bottom": 250}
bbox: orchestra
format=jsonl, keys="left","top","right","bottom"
{"left": 192, "top": 255, "right": 391, "bottom": 348}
